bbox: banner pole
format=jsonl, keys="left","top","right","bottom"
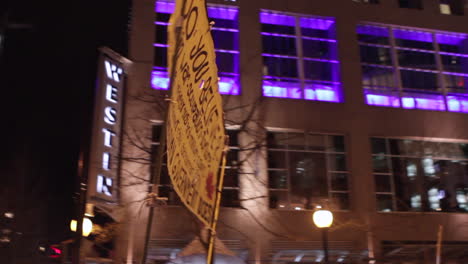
{"left": 207, "top": 144, "right": 228, "bottom": 264}
{"left": 140, "top": 1, "right": 188, "bottom": 263}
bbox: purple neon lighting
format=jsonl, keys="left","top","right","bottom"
{"left": 155, "top": 1, "right": 239, "bottom": 20}
{"left": 155, "top": 21, "right": 169, "bottom": 26}
{"left": 300, "top": 17, "right": 335, "bottom": 30}
{"left": 436, "top": 33, "right": 468, "bottom": 46}
{"left": 260, "top": 11, "right": 334, "bottom": 30}
{"left": 447, "top": 95, "right": 468, "bottom": 113}
{"left": 263, "top": 80, "right": 340, "bottom": 102}
{"left": 358, "top": 24, "right": 468, "bottom": 46}
{"left": 260, "top": 12, "right": 295, "bottom": 27}
{"left": 401, "top": 95, "right": 445, "bottom": 111}
{"left": 365, "top": 89, "right": 455, "bottom": 111}
{"left": 151, "top": 70, "right": 240, "bottom": 95}
{"left": 153, "top": 43, "right": 169, "bottom": 48}
{"left": 393, "top": 29, "right": 433, "bottom": 43}
{"left": 155, "top": 1, "right": 174, "bottom": 13}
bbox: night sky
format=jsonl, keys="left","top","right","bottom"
{"left": 0, "top": 0, "right": 129, "bottom": 260}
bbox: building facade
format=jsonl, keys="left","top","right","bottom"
{"left": 101, "top": 0, "right": 468, "bottom": 263}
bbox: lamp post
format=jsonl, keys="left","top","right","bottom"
{"left": 70, "top": 217, "right": 93, "bottom": 237}
{"left": 312, "top": 208, "right": 333, "bottom": 264}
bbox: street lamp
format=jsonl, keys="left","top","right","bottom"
{"left": 70, "top": 217, "right": 93, "bottom": 237}
{"left": 312, "top": 208, "right": 333, "bottom": 264}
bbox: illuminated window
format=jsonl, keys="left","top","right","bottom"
{"left": 151, "top": 124, "right": 240, "bottom": 207}
{"left": 398, "top": 0, "right": 423, "bottom": 9}
{"left": 267, "top": 131, "right": 349, "bottom": 210}
{"left": 371, "top": 137, "right": 468, "bottom": 212}
{"left": 153, "top": 1, "right": 240, "bottom": 95}
{"left": 358, "top": 24, "right": 468, "bottom": 113}
{"left": 260, "top": 11, "right": 342, "bottom": 102}
{"left": 439, "top": 0, "right": 464, "bottom": 15}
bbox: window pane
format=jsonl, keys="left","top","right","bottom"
{"left": 375, "top": 174, "right": 392, "bottom": 192}
{"left": 268, "top": 150, "right": 286, "bottom": 168}
{"left": 224, "top": 168, "right": 239, "bottom": 187}
{"left": 216, "top": 52, "right": 238, "bottom": 74}
{"left": 154, "top": 46, "right": 168, "bottom": 68}
{"left": 155, "top": 24, "right": 168, "bottom": 43}
{"left": 331, "top": 173, "right": 348, "bottom": 191}
{"left": 226, "top": 149, "right": 239, "bottom": 166}
{"left": 398, "top": 50, "right": 436, "bottom": 70}
{"left": 328, "top": 135, "right": 345, "bottom": 152}
{"left": 389, "top": 139, "right": 406, "bottom": 155}
{"left": 302, "top": 40, "right": 336, "bottom": 59}
{"left": 304, "top": 60, "right": 334, "bottom": 81}
{"left": 376, "top": 194, "right": 394, "bottom": 211}
{"left": 159, "top": 165, "right": 170, "bottom": 185}
{"left": 361, "top": 65, "right": 395, "bottom": 88}
{"left": 371, "top": 138, "right": 387, "bottom": 154}
{"left": 444, "top": 73, "right": 468, "bottom": 92}
{"left": 221, "top": 189, "right": 239, "bottom": 207}
{"left": 400, "top": 70, "right": 438, "bottom": 90}
{"left": 441, "top": 55, "right": 468, "bottom": 73}
{"left": 263, "top": 56, "right": 298, "bottom": 78}
{"left": 212, "top": 30, "right": 237, "bottom": 51}
{"left": 290, "top": 153, "right": 328, "bottom": 197}
{"left": 227, "top": 130, "right": 239, "bottom": 146}
{"left": 392, "top": 157, "right": 421, "bottom": 211}
{"left": 373, "top": 155, "right": 390, "bottom": 173}
{"left": 360, "top": 46, "right": 392, "bottom": 65}
{"left": 155, "top": 12, "right": 170, "bottom": 22}
{"left": 328, "top": 154, "right": 347, "bottom": 171}
{"left": 461, "top": 144, "right": 468, "bottom": 158}
{"left": 262, "top": 22, "right": 296, "bottom": 36}
{"left": 268, "top": 170, "right": 288, "bottom": 189}
{"left": 262, "top": 35, "right": 297, "bottom": 56}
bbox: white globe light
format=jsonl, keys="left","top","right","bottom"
{"left": 70, "top": 217, "right": 93, "bottom": 237}
{"left": 82, "top": 217, "right": 93, "bottom": 237}
{"left": 312, "top": 209, "right": 333, "bottom": 228}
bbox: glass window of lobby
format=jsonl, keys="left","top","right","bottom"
{"left": 371, "top": 137, "right": 468, "bottom": 212}
{"left": 152, "top": 0, "right": 240, "bottom": 95}
{"left": 152, "top": 124, "right": 241, "bottom": 207}
{"left": 267, "top": 131, "right": 349, "bottom": 210}
{"left": 359, "top": 24, "right": 468, "bottom": 113}
{"left": 260, "top": 10, "right": 342, "bottom": 102}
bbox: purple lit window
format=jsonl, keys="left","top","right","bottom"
{"left": 152, "top": 1, "right": 240, "bottom": 95}
{"left": 261, "top": 10, "right": 341, "bottom": 102}
{"left": 358, "top": 24, "right": 468, "bottom": 113}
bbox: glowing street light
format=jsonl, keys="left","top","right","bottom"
{"left": 312, "top": 208, "right": 333, "bottom": 264}
{"left": 70, "top": 217, "right": 93, "bottom": 237}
